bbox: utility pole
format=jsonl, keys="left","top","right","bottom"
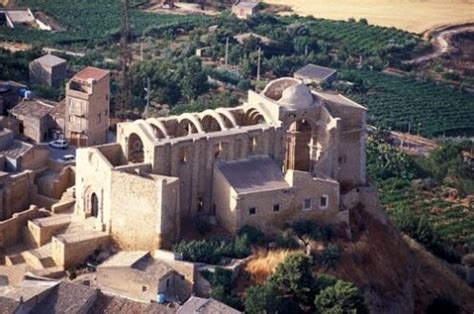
{"left": 119, "top": 0, "right": 131, "bottom": 121}
{"left": 140, "top": 42, "right": 144, "bottom": 61}
{"left": 256, "top": 46, "right": 261, "bottom": 82}
{"left": 143, "top": 78, "right": 151, "bottom": 118}
{"left": 224, "top": 37, "right": 229, "bottom": 68}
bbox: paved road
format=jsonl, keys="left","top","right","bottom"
{"left": 47, "top": 144, "right": 76, "bottom": 162}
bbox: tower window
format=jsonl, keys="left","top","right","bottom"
{"left": 249, "top": 136, "right": 257, "bottom": 154}
{"left": 320, "top": 195, "right": 329, "bottom": 209}
{"left": 303, "top": 198, "right": 312, "bottom": 211}
{"left": 249, "top": 207, "right": 256, "bottom": 215}
{"left": 179, "top": 148, "right": 187, "bottom": 164}
{"left": 273, "top": 204, "right": 280, "bottom": 212}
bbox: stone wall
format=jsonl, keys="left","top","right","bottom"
{"left": 0, "top": 205, "right": 46, "bottom": 250}
{"left": 2, "top": 170, "right": 36, "bottom": 219}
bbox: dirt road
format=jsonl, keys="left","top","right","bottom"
{"left": 405, "top": 23, "right": 474, "bottom": 64}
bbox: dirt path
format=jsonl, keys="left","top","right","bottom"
{"left": 405, "top": 23, "right": 474, "bottom": 65}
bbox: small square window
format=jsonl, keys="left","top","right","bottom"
{"left": 273, "top": 204, "right": 280, "bottom": 212}
{"left": 303, "top": 198, "right": 312, "bottom": 211}
{"left": 249, "top": 207, "right": 256, "bottom": 215}
{"left": 320, "top": 195, "right": 328, "bottom": 209}
{"left": 142, "top": 285, "right": 148, "bottom": 292}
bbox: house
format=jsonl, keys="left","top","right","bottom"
{"left": 294, "top": 64, "right": 338, "bottom": 85}
{"left": 178, "top": 296, "right": 242, "bottom": 314}
{"left": 64, "top": 66, "right": 110, "bottom": 147}
{"left": 10, "top": 97, "right": 62, "bottom": 143}
{"left": 29, "top": 54, "right": 67, "bottom": 88}
{"left": 97, "top": 251, "right": 182, "bottom": 303}
{"left": 232, "top": 1, "right": 259, "bottom": 19}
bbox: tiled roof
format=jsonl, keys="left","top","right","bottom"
{"left": 99, "top": 251, "right": 149, "bottom": 268}
{"left": 34, "top": 281, "right": 97, "bottom": 314}
{"left": 178, "top": 296, "right": 241, "bottom": 314}
{"left": 0, "top": 296, "right": 20, "bottom": 313}
{"left": 216, "top": 156, "right": 290, "bottom": 194}
{"left": 49, "top": 99, "right": 66, "bottom": 120}
{"left": 10, "top": 99, "right": 57, "bottom": 119}
{"left": 74, "top": 67, "right": 109, "bottom": 81}
{"left": 294, "top": 64, "right": 337, "bottom": 81}
{"left": 90, "top": 291, "right": 177, "bottom": 314}
{"left": 99, "top": 251, "right": 174, "bottom": 280}
{"left": 32, "top": 54, "right": 66, "bottom": 68}
{"left": 234, "top": 1, "right": 259, "bottom": 9}
{"left": 315, "top": 90, "right": 366, "bottom": 110}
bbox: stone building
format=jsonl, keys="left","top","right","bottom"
{"left": 29, "top": 54, "right": 67, "bottom": 88}
{"left": 64, "top": 67, "right": 110, "bottom": 147}
{"left": 10, "top": 98, "right": 63, "bottom": 143}
{"left": 294, "top": 64, "right": 338, "bottom": 86}
{"left": 74, "top": 77, "right": 369, "bottom": 251}
{"left": 97, "top": 251, "right": 181, "bottom": 303}
{"left": 231, "top": 1, "right": 259, "bottom": 19}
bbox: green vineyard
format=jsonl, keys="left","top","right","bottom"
{"left": 306, "top": 19, "right": 419, "bottom": 56}
{"left": 0, "top": 0, "right": 211, "bottom": 45}
{"left": 343, "top": 70, "right": 474, "bottom": 137}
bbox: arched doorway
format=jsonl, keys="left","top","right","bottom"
{"left": 285, "top": 119, "right": 314, "bottom": 172}
{"left": 128, "top": 133, "right": 144, "bottom": 163}
{"left": 91, "top": 193, "right": 99, "bottom": 217}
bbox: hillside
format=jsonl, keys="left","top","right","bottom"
{"left": 244, "top": 206, "right": 474, "bottom": 313}
{"left": 336, "top": 206, "right": 474, "bottom": 313}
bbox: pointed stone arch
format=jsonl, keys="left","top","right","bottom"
{"left": 198, "top": 110, "right": 228, "bottom": 132}
{"left": 177, "top": 113, "right": 204, "bottom": 136}
{"left": 215, "top": 108, "right": 238, "bottom": 128}
{"left": 146, "top": 118, "right": 169, "bottom": 139}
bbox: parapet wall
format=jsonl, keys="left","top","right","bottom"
{"left": 0, "top": 205, "right": 47, "bottom": 250}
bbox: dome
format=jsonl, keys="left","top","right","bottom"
{"left": 278, "top": 83, "right": 314, "bottom": 108}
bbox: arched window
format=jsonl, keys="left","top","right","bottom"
{"left": 91, "top": 193, "right": 99, "bottom": 217}
{"left": 127, "top": 133, "right": 144, "bottom": 163}
{"left": 285, "top": 119, "right": 314, "bottom": 172}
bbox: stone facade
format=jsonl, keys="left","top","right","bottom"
{"left": 29, "top": 54, "right": 67, "bottom": 88}
{"left": 75, "top": 77, "right": 368, "bottom": 250}
{"left": 65, "top": 67, "right": 110, "bottom": 147}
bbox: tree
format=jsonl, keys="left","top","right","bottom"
{"left": 176, "top": 57, "right": 209, "bottom": 101}
{"left": 269, "top": 253, "right": 315, "bottom": 306}
{"left": 314, "top": 279, "right": 367, "bottom": 313}
{"left": 245, "top": 283, "right": 300, "bottom": 314}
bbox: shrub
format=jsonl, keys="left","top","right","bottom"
{"left": 317, "top": 244, "right": 341, "bottom": 269}
{"left": 291, "top": 220, "right": 334, "bottom": 242}
{"left": 237, "top": 225, "right": 265, "bottom": 245}
{"left": 275, "top": 231, "right": 300, "bottom": 249}
{"left": 314, "top": 279, "right": 367, "bottom": 313}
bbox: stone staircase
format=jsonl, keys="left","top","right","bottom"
{"left": 3, "top": 210, "right": 110, "bottom": 278}
{"left": 51, "top": 186, "right": 76, "bottom": 214}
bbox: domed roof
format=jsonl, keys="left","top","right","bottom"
{"left": 278, "top": 83, "right": 314, "bottom": 108}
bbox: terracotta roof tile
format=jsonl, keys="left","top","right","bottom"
{"left": 74, "top": 67, "right": 109, "bottom": 81}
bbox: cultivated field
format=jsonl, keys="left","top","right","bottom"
{"left": 265, "top": 0, "right": 474, "bottom": 33}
